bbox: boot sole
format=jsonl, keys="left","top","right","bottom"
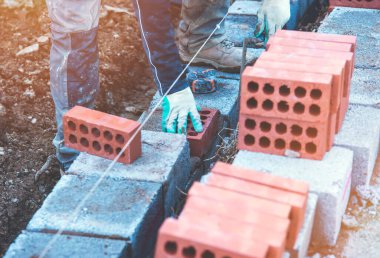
{"left": 180, "top": 55, "right": 241, "bottom": 73}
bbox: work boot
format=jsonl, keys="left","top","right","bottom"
{"left": 179, "top": 39, "right": 256, "bottom": 72}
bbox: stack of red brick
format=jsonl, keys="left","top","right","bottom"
{"left": 329, "top": 0, "right": 380, "bottom": 9}
{"left": 155, "top": 162, "right": 309, "bottom": 258}
{"left": 238, "top": 30, "right": 357, "bottom": 160}
{"left": 63, "top": 106, "right": 142, "bottom": 164}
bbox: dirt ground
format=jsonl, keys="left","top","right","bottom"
{"left": 0, "top": 0, "right": 155, "bottom": 255}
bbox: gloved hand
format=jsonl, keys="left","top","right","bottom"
{"left": 255, "top": 0, "right": 291, "bottom": 42}
{"left": 162, "top": 87, "right": 203, "bottom": 134}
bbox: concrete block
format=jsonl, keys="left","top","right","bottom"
{"left": 224, "top": 14, "right": 258, "bottom": 47}
{"left": 4, "top": 231, "right": 128, "bottom": 258}
{"left": 349, "top": 68, "right": 380, "bottom": 107}
{"left": 334, "top": 105, "right": 380, "bottom": 186}
{"left": 288, "top": 193, "right": 318, "bottom": 258}
{"left": 67, "top": 130, "right": 190, "bottom": 217}
{"left": 319, "top": 7, "right": 380, "bottom": 69}
{"left": 27, "top": 175, "right": 163, "bottom": 258}
{"left": 228, "top": 0, "right": 261, "bottom": 16}
{"left": 233, "top": 147, "right": 353, "bottom": 246}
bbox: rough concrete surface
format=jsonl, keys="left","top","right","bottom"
{"left": 334, "top": 105, "right": 380, "bottom": 186}
{"left": 233, "top": 147, "right": 353, "bottom": 246}
{"left": 67, "top": 130, "right": 190, "bottom": 217}
{"left": 4, "top": 231, "right": 128, "bottom": 258}
{"left": 229, "top": 0, "right": 261, "bottom": 16}
{"left": 319, "top": 7, "right": 380, "bottom": 69}
{"left": 349, "top": 68, "right": 380, "bottom": 108}
{"left": 27, "top": 175, "right": 163, "bottom": 258}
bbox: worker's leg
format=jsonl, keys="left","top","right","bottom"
{"left": 178, "top": 0, "right": 254, "bottom": 71}
{"left": 131, "top": 0, "right": 188, "bottom": 95}
{"left": 46, "top": 0, "right": 101, "bottom": 170}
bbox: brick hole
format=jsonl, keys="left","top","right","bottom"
{"left": 259, "top": 137, "right": 271, "bottom": 148}
{"left": 306, "top": 127, "right": 318, "bottom": 138}
{"left": 245, "top": 118, "right": 256, "bottom": 130}
{"left": 116, "top": 134, "right": 125, "bottom": 144}
{"left": 279, "top": 85, "right": 290, "bottom": 96}
{"left": 92, "top": 141, "right": 101, "bottom": 151}
{"left": 244, "top": 134, "right": 255, "bottom": 146}
{"left": 295, "top": 87, "right": 307, "bottom": 98}
{"left": 200, "top": 115, "right": 208, "bottom": 120}
{"left": 248, "top": 81, "right": 259, "bottom": 93}
{"left": 293, "top": 102, "right": 305, "bottom": 114}
{"left": 201, "top": 121, "right": 205, "bottom": 125}
{"left": 275, "top": 123, "right": 287, "bottom": 135}
{"left": 104, "top": 131, "right": 113, "bottom": 141}
{"left": 222, "top": 256, "right": 232, "bottom": 258}
{"left": 164, "top": 241, "right": 177, "bottom": 255}
{"left": 104, "top": 144, "right": 113, "bottom": 155}
{"left": 79, "top": 124, "right": 89, "bottom": 134}
{"left": 309, "top": 105, "right": 321, "bottom": 116}
{"left": 247, "top": 97, "right": 258, "bottom": 109}
{"left": 310, "top": 89, "right": 322, "bottom": 100}
{"left": 91, "top": 128, "right": 101, "bottom": 137}
{"left": 306, "top": 143, "right": 317, "bottom": 154}
{"left": 275, "top": 139, "right": 286, "bottom": 150}
{"left": 200, "top": 110, "right": 211, "bottom": 115}
{"left": 260, "top": 121, "right": 271, "bottom": 132}
{"left": 116, "top": 147, "right": 126, "bottom": 157}
{"left": 290, "top": 141, "right": 302, "bottom": 152}
{"left": 262, "top": 99, "right": 274, "bottom": 111}
{"left": 68, "top": 121, "right": 76, "bottom": 131}
{"left": 263, "top": 83, "right": 275, "bottom": 95}
{"left": 278, "top": 101, "right": 289, "bottom": 113}
{"left": 80, "top": 138, "right": 89, "bottom": 147}
{"left": 291, "top": 125, "right": 303, "bottom": 136}
{"left": 69, "top": 135, "right": 77, "bottom": 144}
{"left": 201, "top": 250, "right": 215, "bottom": 258}
{"left": 182, "top": 246, "right": 196, "bottom": 258}
{"left": 188, "top": 132, "right": 198, "bottom": 137}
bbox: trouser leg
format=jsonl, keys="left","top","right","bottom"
{"left": 131, "top": 0, "right": 188, "bottom": 95}
{"left": 178, "top": 0, "right": 230, "bottom": 53}
{"left": 46, "top": 0, "right": 101, "bottom": 169}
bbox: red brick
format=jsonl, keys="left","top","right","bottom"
{"left": 182, "top": 196, "right": 290, "bottom": 235}
{"left": 274, "top": 30, "right": 356, "bottom": 53}
{"left": 211, "top": 162, "right": 309, "bottom": 196}
{"left": 187, "top": 108, "right": 220, "bottom": 157}
{"left": 329, "top": 0, "right": 380, "bottom": 9}
{"left": 206, "top": 173, "right": 306, "bottom": 248}
{"left": 188, "top": 182, "right": 292, "bottom": 219}
{"left": 155, "top": 218, "right": 269, "bottom": 258}
{"left": 179, "top": 209, "right": 287, "bottom": 258}
{"left": 267, "top": 44, "right": 354, "bottom": 79}
{"left": 267, "top": 37, "right": 353, "bottom": 53}
{"left": 237, "top": 113, "right": 330, "bottom": 160}
{"left": 63, "top": 106, "right": 142, "bottom": 164}
{"left": 241, "top": 67, "right": 333, "bottom": 123}
{"left": 336, "top": 93, "right": 349, "bottom": 133}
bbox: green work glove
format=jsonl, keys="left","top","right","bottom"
{"left": 162, "top": 87, "right": 203, "bottom": 135}
{"left": 255, "top": 0, "right": 291, "bottom": 42}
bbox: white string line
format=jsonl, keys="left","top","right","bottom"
{"left": 39, "top": 5, "right": 230, "bottom": 258}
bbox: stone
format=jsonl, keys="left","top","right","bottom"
{"left": 27, "top": 175, "right": 163, "bottom": 258}
{"left": 233, "top": 147, "right": 353, "bottom": 246}
{"left": 4, "top": 231, "right": 128, "bottom": 258}
{"left": 67, "top": 130, "right": 190, "bottom": 217}
{"left": 334, "top": 105, "right": 380, "bottom": 186}
{"left": 228, "top": 0, "right": 261, "bottom": 16}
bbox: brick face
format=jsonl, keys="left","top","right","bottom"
{"left": 63, "top": 106, "right": 142, "bottom": 164}
{"left": 329, "top": 0, "right": 380, "bottom": 9}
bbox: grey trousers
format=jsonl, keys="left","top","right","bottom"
{"left": 178, "top": 0, "right": 230, "bottom": 53}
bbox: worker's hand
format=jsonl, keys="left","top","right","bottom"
{"left": 162, "top": 87, "right": 203, "bottom": 135}
{"left": 255, "top": 0, "right": 291, "bottom": 42}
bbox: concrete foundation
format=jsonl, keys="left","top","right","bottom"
{"left": 27, "top": 175, "right": 163, "bottom": 258}
{"left": 334, "top": 105, "right": 380, "bottom": 186}
{"left": 319, "top": 7, "right": 380, "bottom": 69}
{"left": 233, "top": 147, "right": 353, "bottom": 246}
{"left": 67, "top": 130, "right": 190, "bottom": 217}
{"left": 4, "top": 231, "right": 128, "bottom": 258}
{"left": 349, "top": 68, "right": 380, "bottom": 108}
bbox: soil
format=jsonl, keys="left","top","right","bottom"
{"left": 0, "top": 0, "right": 155, "bottom": 255}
